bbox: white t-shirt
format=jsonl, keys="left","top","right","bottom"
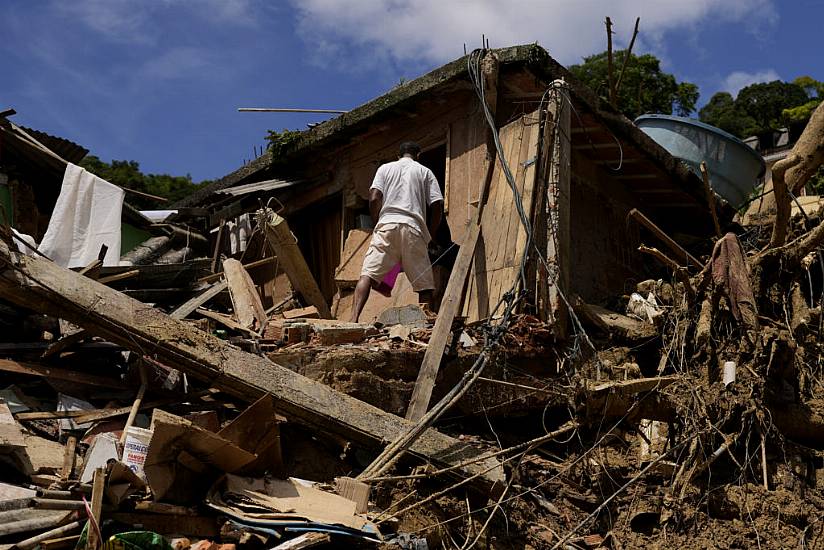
{"left": 370, "top": 157, "right": 444, "bottom": 242}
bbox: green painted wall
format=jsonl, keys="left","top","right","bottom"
{"left": 121, "top": 223, "right": 152, "bottom": 256}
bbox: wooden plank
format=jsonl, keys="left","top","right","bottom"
{"left": 406, "top": 223, "right": 481, "bottom": 421}
{"left": 222, "top": 258, "right": 267, "bottom": 329}
{"left": 85, "top": 468, "right": 104, "bottom": 550}
{"left": 170, "top": 279, "right": 228, "bottom": 320}
{"left": 0, "top": 242, "right": 503, "bottom": 489}
{"left": 0, "top": 359, "right": 125, "bottom": 388}
{"left": 464, "top": 111, "right": 541, "bottom": 322}
{"left": 628, "top": 208, "right": 701, "bottom": 268}
{"left": 259, "top": 208, "right": 333, "bottom": 319}
{"left": 195, "top": 308, "right": 258, "bottom": 337}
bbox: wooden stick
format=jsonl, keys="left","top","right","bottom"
{"left": 119, "top": 363, "right": 148, "bottom": 446}
{"left": 614, "top": 17, "right": 640, "bottom": 97}
{"left": 121, "top": 187, "right": 168, "bottom": 203}
{"left": 628, "top": 208, "right": 701, "bottom": 267}
{"left": 638, "top": 244, "right": 680, "bottom": 271}
{"left": 85, "top": 468, "right": 105, "bottom": 550}
{"left": 171, "top": 279, "right": 228, "bottom": 320}
{"left": 700, "top": 161, "right": 722, "bottom": 238}
{"left": 605, "top": 17, "right": 616, "bottom": 104}
{"left": 14, "top": 520, "right": 83, "bottom": 550}
{"left": 97, "top": 269, "right": 139, "bottom": 285}
{"left": 210, "top": 219, "right": 226, "bottom": 274}
{"left": 238, "top": 108, "right": 347, "bottom": 114}
{"left": 760, "top": 427, "right": 769, "bottom": 490}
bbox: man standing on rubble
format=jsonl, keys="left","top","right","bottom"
{"left": 351, "top": 141, "right": 444, "bottom": 322}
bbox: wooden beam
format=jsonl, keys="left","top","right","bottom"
{"left": 258, "top": 208, "right": 333, "bottom": 319}
{"left": 405, "top": 223, "right": 480, "bottom": 421}
{"left": 222, "top": 258, "right": 267, "bottom": 329}
{"left": 628, "top": 208, "right": 701, "bottom": 267}
{"left": 0, "top": 359, "right": 125, "bottom": 388}
{"left": 0, "top": 243, "right": 502, "bottom": 488}
{"left": 170, "top": 279, "right": 228, "bottom": 320}
{"left": 85, "top": 468, "right": 105, "bottom": 550}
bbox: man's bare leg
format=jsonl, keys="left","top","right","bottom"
{"left": 351, "top": 275, "right": 375, "bottom": 322}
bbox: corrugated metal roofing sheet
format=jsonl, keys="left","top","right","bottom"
{"left": 215, "top": 178, "right": 301, "bottom": 196}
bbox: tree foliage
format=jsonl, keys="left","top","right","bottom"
{"left": 569, "top": 50, "right": 699, "bottom": 120}
{"left": 700, "top": 79, "right": 816, "bottom": 139}
{"left": 80, "top": 155, "right": 203, "bottom": 209}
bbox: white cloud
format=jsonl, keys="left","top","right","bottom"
{"left": 139, "top": 47, "right": 213, "bottom": 81}
{"left": 54, "top": 0, "right": 261, "bottom": 44}
{"left": 721, "top": 69, "right": 781, "bottom": 96}
{"left": 290, "top": 0, "right": 778, "bottom": 67}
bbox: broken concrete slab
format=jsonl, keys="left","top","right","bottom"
{"left": 0, "top": 243, "right": 504, "bottom": 489}
{"left": 376, "top": 304, "right": 428, "bottom": 328}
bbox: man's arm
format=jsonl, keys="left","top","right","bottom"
{"left": 369, "top": 188, "right": 383, "bottom": 225}
{"left": 428, "top": 200, "right": 443, "bottom": 243}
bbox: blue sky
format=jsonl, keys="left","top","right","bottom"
{"left": 1, "top": 0, "right": 820, "bottom": 183}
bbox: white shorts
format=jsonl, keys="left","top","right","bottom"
{"left": 361, "top": 223, "right": 434, "bottom": 292}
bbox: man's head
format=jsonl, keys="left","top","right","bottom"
{"left": 398, "top": 141, "right": 421, "bottom": 159}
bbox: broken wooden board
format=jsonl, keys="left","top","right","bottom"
{"left": 0, "top": 243, "right": 503, "bottom": 488}
{"left": 575, "top": 302, "right": 658, "bottom": 342}
{"left": 171, "top": 279, "right": 228, "bottom": 320}
{"left": 463, "top": 111, "right": 542, "bottom": 321}
{"left": 222, "top": 258, "right": 267, "bottom": 329}
{"left": 259, "top": 208, "right": 333, "bottom": 319}
{"left": 146, "top": 409, "right": 257, "bottom": 502}
{"left": 406, "top": 222, "right": 480, "bottom": 421}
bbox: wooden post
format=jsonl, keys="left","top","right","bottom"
{"left": 258, "top": 208, "right": 333, "bottom": 319}
{"left": 405, "top": 223, "right": 480, "bottom": 421}
{"left": 546, "top": 81, "right": 571, "bottom": 336}
{"left": 605, "top": 17, "right": 616, "bottom": 104}
{"left": 210, "top": 219, "right": 226, "bottom": 274}
{"left": 85, "top": 467, "right": 105, "bottom": 550}
{"left": 0, "top": 242, "right": 503, "bottom": 489}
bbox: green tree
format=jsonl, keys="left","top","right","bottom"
{"left": 698, "top": 92, "right": 758, "bottom": 137}
{"left": 735, "top": 80, "right": 808, "bottom": 135}
{"left": 80, "top": 155, "right": 203, "bottom": 209}
{"left": 569, "top": 50, "right": 699, "bottom": 119}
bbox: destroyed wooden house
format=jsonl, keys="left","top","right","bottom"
{"left": 173, "top": 44, "right": 720, "bottom": 325}
{"left": 4, "top": 45, "right": 824, "bottom": 550}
